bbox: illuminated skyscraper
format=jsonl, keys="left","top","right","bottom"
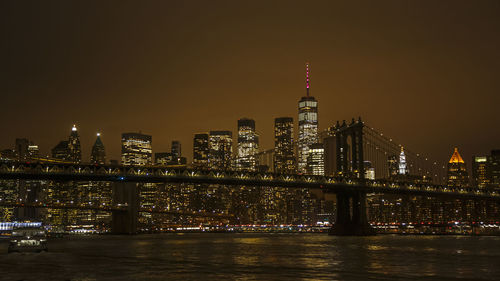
{"left": 193, "top": 133, "right": 209, "bottom": 168}
{"left": 90, "top": 133, "right": 106, "bottom": 165}
{"left": 208, "top": 131, "right": 232, "bottom": 170}
{"left": 447, "top": 147, "right": 468, "bottom": 187}
{"left": 297, "top": 63, "right": 318, "bottom": 173}
{"left": 236, "top": 118, "right": 259, "bottom": 171}
{"left": 306, "top": 143, "right": 325, "bottom": 175}
{"left": 121, "top": 133, "right": 152, "bottom": 166}
{"left": 398, "top": 147, "right": 409, "bottom": 175}
{"left": 274, "top": 117, "right": 295, "bottom": 173}
{"left": 472, "top": 156, "right": 489, "bottom": 188}
{"left": 68, "top": 125, "right": 82, "bottom": 163}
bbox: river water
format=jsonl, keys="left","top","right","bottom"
{"left": 0, "top": 233, "right": 499, "bottom": 280}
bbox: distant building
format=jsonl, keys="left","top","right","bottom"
{"left": 27, "top": 145, "right": 39, "bottom": 159}
{"left": 297, "top": 63, "right": 318, "bottom": 173}
{"left": 235, "top": 118, "right": 259, "bottom": 171}
{"left": 488, "top": 150, "right": 500, "bottom": 189}
{"left": 171, "top": 140, "right": 181, "bottom": 159}
{"left": 193, "top": 133, "right": 209, "bottom": 168}
{"left": 274, "top": 117, "right": 295, "bottom": 174}
{"left": 208, "top": 131, "right": 232, "bottom": 170}
{"left": 52, "top": 141, "right": 70, "bottom": 160}
{"left": 323, "top": 135, "right": 337, "bottom": 177}
{"left": 364, "top": 161, "right": 375, "bottom": 180}
{"left": 256, "top": 149, "right": 274, "bottom": 173}
{"left": 155, "top": 152, "right": 173, "bottom": 165}
{"left": 398, "top": 147, "right": 409, "bottom": 175}
{"left": 15, "top": 138, "right": 38, "bottom": 160}
{"left": 68, "top": 125, "right": 82, "bottom": 163}
{"left": 306, "top": 143, "right": 324, "bottom": 175}
{"left": 121, "top": 132, "right": 152, "bottom": 166}
{"left": 90, "top": 133, "right": 106, "bottom": 165}
{"left": 447, "top": 148, "right": 468, "bottom": 188}
{"left": 472, "top": 156, "right": 489, "bottom": 188}
{"left": 15, "top": 138, "right": 30, "bottom": 160}
{"left": 388, "top": 155, "right": 399, "bottom": 177}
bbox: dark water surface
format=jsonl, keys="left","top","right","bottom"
{"left": 1, "top": 233, "right": 499, "bottom": 280}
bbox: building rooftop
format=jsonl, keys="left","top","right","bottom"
{"left": 449, "top": 147, "right": 465, "bottom": 164}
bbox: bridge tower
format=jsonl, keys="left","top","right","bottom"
{"left": 111, "top": 182, "right": 139, "bottom": 234}
{"left": 331, "top": 118, "right": 374, "bottom": 235}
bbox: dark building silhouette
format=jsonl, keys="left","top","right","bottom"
{"left": 171, "top": 140, "right": 181, "bottom": 159}
{"left": 193, "top": 133, "right": 209, "bottom": 168}
{"left": 15, "top": 138, "right": 30, "bottom": 160}
{"left": 488, "top": 150, "right": 500, "bottom": 190}
{"left": 68, "top": 125, "right": 82, "bottom": 163}
{"left": 52, "top": 140, "right": 70, "bottom": 160}
{"left": 90, "top": 133, "right": 106, "bottom": 165}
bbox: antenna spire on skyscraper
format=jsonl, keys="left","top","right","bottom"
{"left": 306, "top": 62, "right": 310, "bottom": 97}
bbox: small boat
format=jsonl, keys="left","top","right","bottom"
{"left": 8, "top": 226, "right": 48, "bottom": 253}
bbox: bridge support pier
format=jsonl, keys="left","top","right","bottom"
{"left": 111, "top": 182, "right": 139, "bottom": 235}
{"left": 329, "top": 191, "right": 375, "bottom": 236}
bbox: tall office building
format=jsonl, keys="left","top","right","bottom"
{"left": 447, "top": 148, "right": 468, "bottom": 188}
{"left": 171, "top": 141, "right": 181, "bottom": 159}
{"left": 193, "top": 133, "right": 209, "bottom": 168}
{"left": 208, "top": 131, "right": 233, "bottom": 170}
{"left": 472, "top": 156, "right": 489, "bottom": 188}
{"left": 236, "top": 118, "right": 259, "bottom": 171}
{"left": 68, "top": 125, "right": 82, "bottom": 163}
{"left": 297, "top": 63, "right": 318, "bottom": 173}
{"left": 274, "top": 117, "right": 295, "bottom": 173}
{"left": 306, "top": 143, "right": 325, "bottom": 175}
{"left": 121, "top": 133, "right": 152, "bottom": 166}
{"left": 90, "top": 133, "right": 106, "bottom": 165}
{"left": 489, "top": 150, "right": 500, "bottom": 189}
{"left": 15, "top": 138, "right": 30, "bottom": 160}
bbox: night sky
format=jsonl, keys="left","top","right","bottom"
{"left": 1, "top": 1, "right": 499, "bottom": 166}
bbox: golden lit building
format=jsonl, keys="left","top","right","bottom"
{"left": 447, "top": 148, "right": 469, "bottom": 187}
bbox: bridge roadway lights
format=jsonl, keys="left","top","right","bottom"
{"left": 111, "top": 182, "right": 139, "bottom": 234}
{"left": 329, "top": 191, "right": 376, "bottom": 236}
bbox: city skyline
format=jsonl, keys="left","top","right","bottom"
{"left": 2, "top": 2, "right": 500, "bottom": 280}
{"left": 2, "top": 1, "right": 500, "bottom": 166}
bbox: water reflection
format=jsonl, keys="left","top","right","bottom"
{"left": 0, "top": 234, "right": 499, "bottom": 280}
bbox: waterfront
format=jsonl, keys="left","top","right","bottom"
{"left": 1, "top": 233, "right": 499, "bottom": 280}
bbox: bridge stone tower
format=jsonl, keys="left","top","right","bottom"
{"left": 330, "top": 118, "right": 374, "bottom": 235}
{"left": 111, "top": 182, "right": 139, "bottom": 234}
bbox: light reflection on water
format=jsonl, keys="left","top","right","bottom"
{"left": 0, "top": 234, "right": 499, "bottom": 280}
